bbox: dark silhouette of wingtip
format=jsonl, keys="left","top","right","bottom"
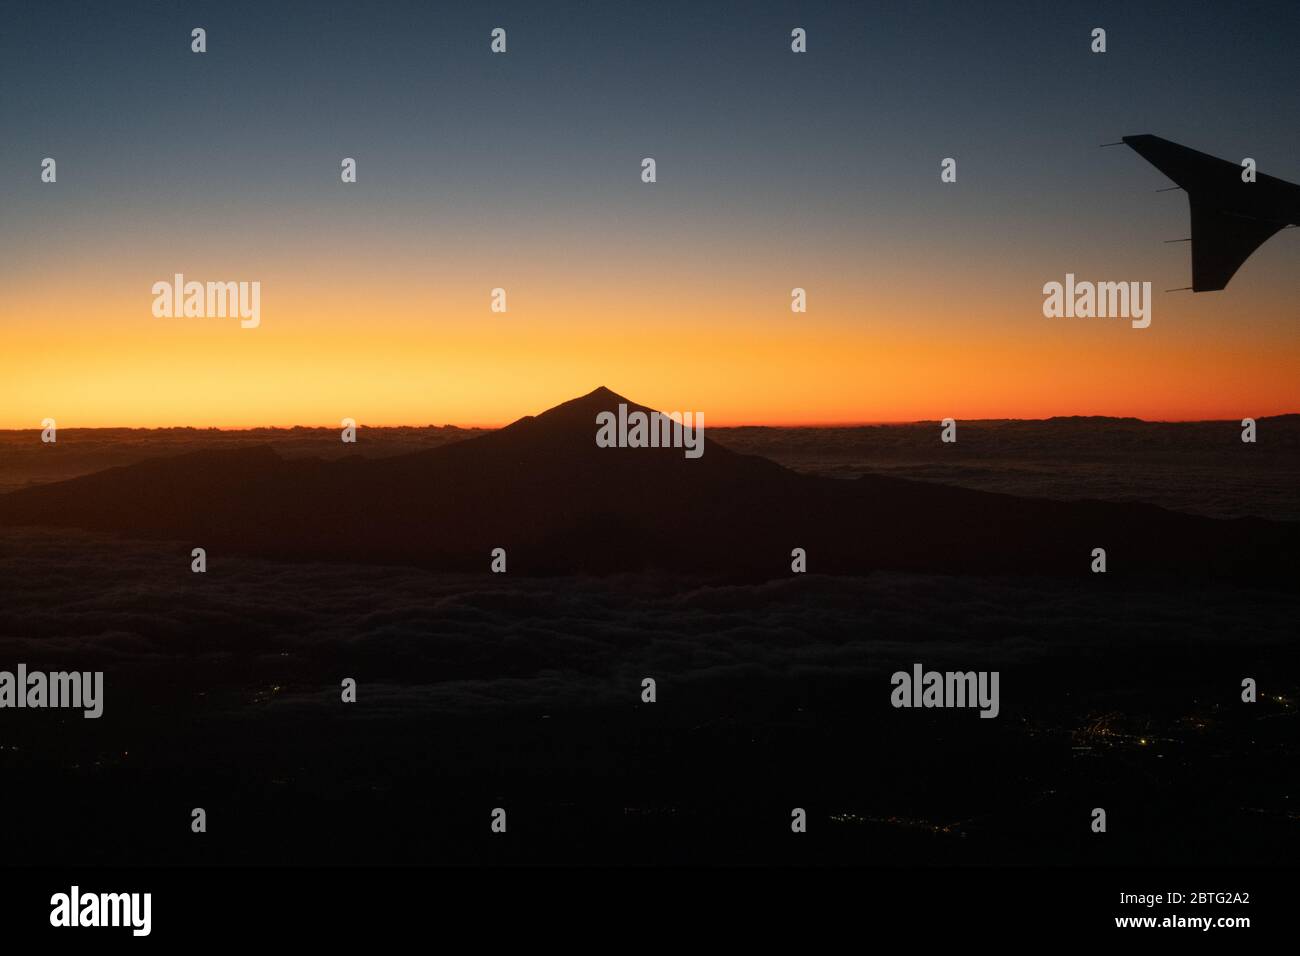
{"left": 1119, "top": 134, "right": 1300, "bottom": 292}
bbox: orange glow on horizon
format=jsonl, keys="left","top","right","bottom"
{"left": 3, "top": 247, "right": 1297, "bottom": 428}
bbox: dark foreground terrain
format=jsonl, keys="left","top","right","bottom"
{"left": 1, "top": 394, "right": 1296, "bottom": 865}
{"left": 1, "top": 527, "right": 1295, "bottom": 865}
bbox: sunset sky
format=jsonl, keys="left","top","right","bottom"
{"left": 2, "top": 0, "right": 1297, "bottom": 427}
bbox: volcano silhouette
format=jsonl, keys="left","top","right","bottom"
{"left": 0, "top": 387, "right": 1293, "bottom": 580}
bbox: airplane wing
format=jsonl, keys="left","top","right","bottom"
{"left": 1122, "top": 134, "right": 1298, "bottom": 292}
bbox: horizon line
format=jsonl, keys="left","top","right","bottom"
{"left": 3, "top": 412, "right": 1297, "bottom": 432}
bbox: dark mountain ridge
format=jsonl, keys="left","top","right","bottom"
{"left": 0, "top": 388, "right": 1293, "bottom": 580}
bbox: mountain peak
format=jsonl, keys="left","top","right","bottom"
{"left": 562, "top": 385, "right": 635, "bottom": 410}
{"left": 502, "top": 386, "right": 643, "bottom": 433}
